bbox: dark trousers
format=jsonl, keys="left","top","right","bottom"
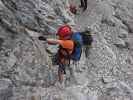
{"left": 80, "top": 0, "right": 87, "bottom": 10}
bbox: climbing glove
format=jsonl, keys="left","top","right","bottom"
{"left": 38, "top": 36, "right": 47, "bottom": 41}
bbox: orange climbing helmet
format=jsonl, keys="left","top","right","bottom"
{"left": 57, "top": 25, "right": 72, "bottom": 38}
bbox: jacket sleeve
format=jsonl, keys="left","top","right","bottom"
{"left": 46, "top": 39, "right": 59, "bottom": 45}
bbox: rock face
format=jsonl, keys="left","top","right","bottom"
{"left": 0, "top": 0, "right": 74, "bottom": 85}
{"left": 0, "top": 0, "right": 133, "bottom": 100}
{"left": 0, "top": 79, "right": 13, "bottom": 100}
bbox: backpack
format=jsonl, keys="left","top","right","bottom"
{"left": 51, "top": 32, "right": 83, "bottom": 65}
{"left": 80, "top": 31, "right": 93, "bottom": 46}
{"left": 70, "top": 32, "right": 83, "bottom": 61}
{"left": 80, "top": 31, "right": 93, "bottom": 58}
{"left": 53, "top": 32, "right": 83, "bottom": 64}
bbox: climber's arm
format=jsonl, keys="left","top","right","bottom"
{"left": 38, "top": 36, "right": 64, "bottom": 45}
{"left": 46, "top": 39, "right": 59, "bottom": 45}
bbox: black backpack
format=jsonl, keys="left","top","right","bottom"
{"left": 80, "top": 30, "right": 93, "bottom": 46}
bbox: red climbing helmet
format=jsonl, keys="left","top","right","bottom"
{"left": 57, "top": 25, "right": 72, "bottom": 37}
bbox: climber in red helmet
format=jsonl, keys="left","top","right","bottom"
{"left": 57, "top": 25, "right": 72, "bottom": 39}
{"left": 55, "top": 25, "right": 74, "bottom": 85}
{"left": 39, "top": 25, "right": 74, "bottom": 85}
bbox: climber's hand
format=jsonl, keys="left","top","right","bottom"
{"left": 38, "top": 36, "right": 47, "bottom": 41}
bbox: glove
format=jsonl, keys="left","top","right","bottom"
{"left": 38, "top": 36, "right": 47, "bottom": 41}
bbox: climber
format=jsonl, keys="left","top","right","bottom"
{"left": 39, "top": 25, "right": 74, "bottom": 84}
{"left": 79, "top": 0, "right": 88, "bottom": 11}
{"left": 68, "top": 0, "right": 77, "bottom": 15}
{"left": 69, "top": 4, "right": 77, "bottom": 14}
{"left": 38, "top": 25, "right": 93, "bottom": 85}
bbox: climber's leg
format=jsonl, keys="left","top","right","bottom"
{"left": 83, "top": 0, "right": 87, "bottom": 11}
{"left": 80, "top": 0, "right": 84, "bottom": 7}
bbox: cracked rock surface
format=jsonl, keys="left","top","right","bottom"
{"left": 0, "top": 0, "right": 133, "bottom": 100}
